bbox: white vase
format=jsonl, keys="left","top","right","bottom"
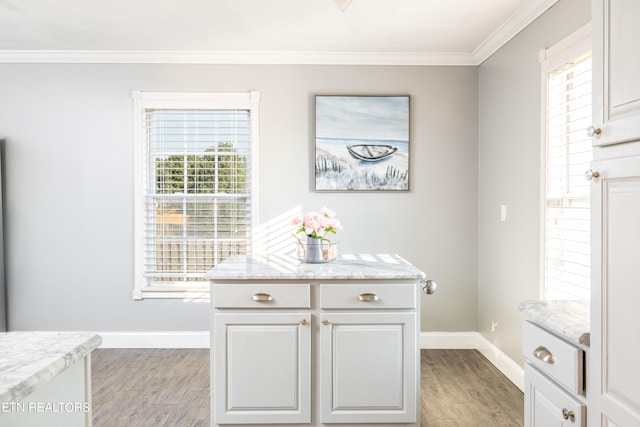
{"left": 305, "top": 236, "right": 324, "bottom": 262}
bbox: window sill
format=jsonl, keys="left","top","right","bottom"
{"left": 133, "top": 286, "right": 210, "bottom": 301}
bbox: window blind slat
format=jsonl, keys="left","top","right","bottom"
{"left": 544, "top": 53, "right": 592, "bottom": 301}
{"left": 142, "top": 107, "right": 252, "bottom": 285}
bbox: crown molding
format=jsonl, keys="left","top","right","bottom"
{"left": 0, "top": 49, "right": 478, "bottom": 66}
{"left": 0, "top": 0, "right": 559, "bottom": 67}
{"left": 473, "top": 0, "right": 561, "bottom": 64}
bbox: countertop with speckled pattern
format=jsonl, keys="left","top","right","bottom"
{"left": 518, "top": 300, "right": 590, "bottom": 346}
{"left": 0, "top": 332, "right": 102, "bottom": 403}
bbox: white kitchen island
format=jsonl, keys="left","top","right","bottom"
{"left": 205, "top": 254, "right": 425, "bottom": 427}
{"left": 0, "top": 332, "right": 101, "bottom": 427}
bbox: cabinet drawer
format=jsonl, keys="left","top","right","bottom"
{"left": 523, "top": 321, "right": 584, "bottom": 395}
{"left": 320, "top": 283, "right": 416, "bottom": 309}
{"left": 213, "top": 283, "right": 310, "bottom": 308}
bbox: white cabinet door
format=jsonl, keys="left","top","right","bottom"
{"left": 524, "top": 364, "right": 585, "bottom": 427}
{"left": 212, "top": 313, "right": 311, "bottom": 424}
{"left": 590, "top": 156, "right": 640, "bottom": 426}
{"left": 319, "top": 312, "right": 417, "bottom": 424}
{"left": 592, "top": 0, "right": 640, "bottom": 146}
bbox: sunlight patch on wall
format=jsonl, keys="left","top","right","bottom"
{"left": 253, "top": 206, "right": 302, "bottom": 256}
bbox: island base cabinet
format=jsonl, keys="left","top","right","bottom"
{"left": 207, "top": 259, "right": 424, "bottom": 427}
{"left": 212, "top": 313, "right": 311, "bottom": 425}
{"left": 0, "top": 356, "right": 92, "bottom": 427}
{"left": 319, "top": 312, "right": 417, "bottom": 424}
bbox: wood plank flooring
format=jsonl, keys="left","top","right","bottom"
{"left": 91, "top": 349, "right": 210, "bottom": 427}
{"left": 91, "top": 348, "right": 523, "bottom": 427}
{"left": 421, "top": 350, "right": 524, "bottom": 427}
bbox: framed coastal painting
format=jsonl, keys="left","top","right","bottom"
{"left": 314, "top": 95, "right": 410, "bottom": 191}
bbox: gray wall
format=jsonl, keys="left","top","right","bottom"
{"left": 0, "top": 64, "right": 478, "bottom": 332}
{"left": 477, "top": 0, "right": 591, "bottom": 363}
{"left": 0, "top": 0, "right": 590, "bottom": 359}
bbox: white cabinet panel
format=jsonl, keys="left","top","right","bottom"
{"left": 605, "top": 180, "right": 640, "bottom": 413}
{"left": 592, "top": 0, "right": 640, "bottom": 146}
{"left": 320, "top": 312, "right": 417, "bottom": 424}
{"left": 590, "top": 156, "right": 640, "bottom": 426}
{"left": 524, "top": 364, "right": 585, "bottom": 427}
{"left": 212, "top": 313, "right": 311, "bottom": 424}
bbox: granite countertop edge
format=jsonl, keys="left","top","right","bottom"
{"left": 0, "top": 332, "right": 102, "bottom": 403}
{"left": 204, "top": 254, "right": 427, "bottom": 281}
{"left": 517, "top": 300, "right": 590, "bottom": 347}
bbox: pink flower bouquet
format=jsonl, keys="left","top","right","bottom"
{"left": 291, "top": 207, "right": 342, "bottom": 240}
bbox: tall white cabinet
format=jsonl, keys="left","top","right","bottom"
{"left": 206, "top": 255, "right": 424, "bottom": 427}
{"left": 589, "top": 156, "right": 640, "bottom": 427}
{"left": 590, "top": 0, "right": 640, "bottom": 425}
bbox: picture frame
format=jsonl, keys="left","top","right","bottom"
{"left": 314, "top": 95, "right": 410, "bottom": 191}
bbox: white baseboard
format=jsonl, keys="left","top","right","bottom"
{"left": 98, "top": 331, "right": 209, "bottom": 348}
{"left": 420, "top": 331, "right": 479, "bottom": 349}
{"left": 421, "top": 331, "right": 524, "bottom": 392}
{"left": 475, "top": 333, "right": 524, "bottom": 392}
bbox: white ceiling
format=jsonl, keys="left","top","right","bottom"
{"left": 0, "top": 0, "right": 558, "bottom": 65}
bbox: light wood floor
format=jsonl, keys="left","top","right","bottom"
{"left": 421, "top": 350, "right": 524, "bottom": 426}
{"left": 91, "top": 348, "right": 523, "bottom": 427}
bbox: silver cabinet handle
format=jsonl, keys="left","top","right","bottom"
{"left": 421, "top": 279, "right": 438, "bottom": 295}
{"left": 585, "top": 169, "right": 600, "bottom": 180}
{"left": 252, "top": 293, "right": 273, "bottom": 302}
{"left": 533, "top": 346, "right": 555, "bottom": 364}
{"left": 587, "top": 125, "right": 602, "bottom": 137}
{"left": 358, "top": 293, "right": 379, "bottom": 302}
{"left": 562, "top": 408, "right": 575, "bottom": 420}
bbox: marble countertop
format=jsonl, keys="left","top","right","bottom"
{"left": 205, "top": 254, "right": 426, "bottom": 281}
{"left": 518, "top": 300, "right": 590, "bottom": 346}
{"left": 0, "top": 332, "right": 102, "bottom": 403}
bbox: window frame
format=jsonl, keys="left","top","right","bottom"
{"left": 539, "top": 24, "right": 592, "bottom": 300}
{"left": 132, "top": 91, "right": 260, "bottom": 300}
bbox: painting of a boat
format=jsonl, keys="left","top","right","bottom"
{"left": 346, "top": 144, "right": 397, "bottom": 162}
{"left": 315, "top": 95, "right": 410, "bottom": 191}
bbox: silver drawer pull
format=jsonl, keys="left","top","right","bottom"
{"left": 252, "top": 293, "right": 273, "bottom": 302}
{"left": 533, "top": 346, "right": 555, "bottom": 364}
{"left": 358, "top": 293, "right": 379, "bottom": 302}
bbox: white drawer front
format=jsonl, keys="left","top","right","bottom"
{"left": 523, "top": 321, "right": 584, "bottom": 395}
{"left": 213, "top": 283, "right": 310, "bottom": 308}
{"left": 320, "top": 283, "right": 416, "bottom": 309}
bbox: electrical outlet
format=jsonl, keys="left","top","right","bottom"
{"left": 491, "top": 321, "right": 499, "bottom": 332}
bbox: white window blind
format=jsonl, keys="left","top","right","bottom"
{"left": 544, "top": 51, "right": 592, "bottom": 301}
{"left": 133, "top": 91, "right": 258, "bottom": 299}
